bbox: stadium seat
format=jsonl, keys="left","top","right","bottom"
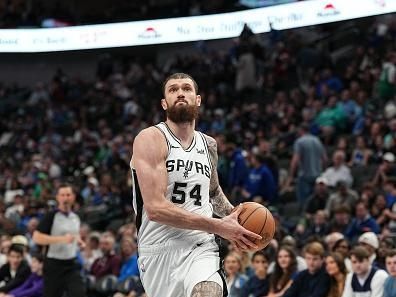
{"left": 117, "top": 276, "right": 145, "bottom": 295}
{"left": 95, "top": 274, "right": 119, "bottom": 294}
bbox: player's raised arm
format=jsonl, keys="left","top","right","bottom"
{"left": 132, "top": 127, "right": 260, "bottom": 250}
{"left": 205, "top": 135, "right": 233, "bottom": 217}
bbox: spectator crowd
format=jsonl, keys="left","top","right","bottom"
{"left": 0, "top": 12, "right": 395, "bottom": 297}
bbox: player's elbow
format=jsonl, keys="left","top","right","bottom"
{"left": 145, "top": 205, "right": 162, "bottom": 222}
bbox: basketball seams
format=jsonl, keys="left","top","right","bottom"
{"left": 257, "top": 208, "right": 268, "bottom": 244}
{"left": 240, "top": 206, "right": 266, "bottom": 226}
{"left": 237, "top": 203, "right": 275, "bottom": 250}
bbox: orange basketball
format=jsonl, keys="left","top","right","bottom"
{"left": 237, "top": 202, "right": 276, "bottom": 250}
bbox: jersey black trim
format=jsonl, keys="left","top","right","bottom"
{"left": 132, "top": 169, "right": 144, "bottom": 233}
{"left": 37, "top": 210, "right": 57, "bottom": 235}
{"left": 185, "top": 134, "right": 196, "bottom": 152}
{"left": 200, "top": 132, "right": 213, "bottom": 171}
{"left": 162, "top": 122, "right": 196, "bottom": 152}
{"left": 154, "top": 125, "right": 171, "bottom": 157}
{"left": 37, "top": 210, "right": 58, "bottom": 257}
{"left": 218, "top": 269, "right": 228, "bottom": 297}
{"left": 215, "top": 235, "right": 228, "bottom": 297}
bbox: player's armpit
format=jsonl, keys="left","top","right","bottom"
{"left": 205, "top": 135, "right": 233, "bottom": 217}
{"left": 191, "top": 281, "right": 222, "bottom": 297}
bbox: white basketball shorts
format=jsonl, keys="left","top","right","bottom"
{"left": 138, "top": 236, "right": 225, "bottom": 297}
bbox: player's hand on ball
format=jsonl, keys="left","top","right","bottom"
{"left": 218, "top": 205, "right": 261, "bottom": 251}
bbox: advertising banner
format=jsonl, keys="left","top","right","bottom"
{"left": 0, "top": 0, "right": 394, "bottom": 52}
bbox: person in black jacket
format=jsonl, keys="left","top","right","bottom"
{"left": 0, "top": 244, "right": 31, "bottom": 293}
{"left": 283, "top": 242, "right": 331, "bottom": 297}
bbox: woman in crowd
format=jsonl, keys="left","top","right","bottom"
{"left": 268, "top": 246, "right": 298, "bottom": 297}
{"left": 325, "top": 252, "right": 348, "bottom": 297}
{"left": 224, "top": 252, "right": 249, "bottom": 297}
{"left": 241, "top": 251, "right": 270, "bottom": 297}
{"left": 332, "top": 238, "right": 351, "bottom": 271}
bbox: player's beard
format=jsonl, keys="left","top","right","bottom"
{"left": 166, "top": 102, "right": 199, "bottom": 123}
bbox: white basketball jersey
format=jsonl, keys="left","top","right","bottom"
{"left": 132, "top": 122, "right": 214, "bottom": 247}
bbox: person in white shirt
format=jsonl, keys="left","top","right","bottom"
{"left": 342, "top": 246, "right": 388, "bottom": 297}
{"left": 321, "top": 150, "right": 353, "bottom": 188}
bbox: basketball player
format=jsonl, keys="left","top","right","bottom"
{"left": 131, "top": 73, "right": 261, "bottom": 297}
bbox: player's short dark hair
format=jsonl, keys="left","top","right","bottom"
{"left": 56, "top": 183, "right": 75, "bottom": 195}
{"left": 8, "top": 244, "right": 25, "bottom": 255}
{"left": 350, "top": 246, "right": 370, "bottom": 261}
{"left": 162, "top": 73, "right": 199, "bottom": 95}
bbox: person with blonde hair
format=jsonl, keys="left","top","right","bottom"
{"left": 283, "top": 242, "right": 330, "bottom": 297}
{"left": 224, "top": 252, "right": 248, "bottom": 297}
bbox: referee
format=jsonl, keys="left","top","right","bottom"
{"left": 33, "top": 184, "right": 86, "bottom": 297}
